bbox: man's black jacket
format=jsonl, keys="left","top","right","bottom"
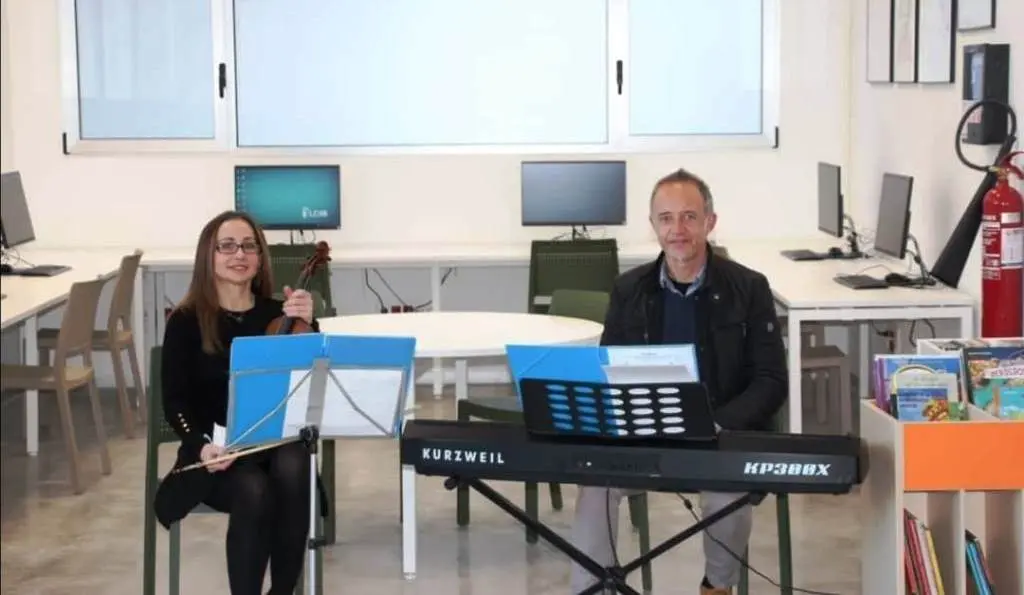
{"left": 600, "top": 246, "right": 788, "bottom": 431}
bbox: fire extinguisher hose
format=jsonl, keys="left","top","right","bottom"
{"left": 954, "top": 100, "right": 1018, "bottom": 173}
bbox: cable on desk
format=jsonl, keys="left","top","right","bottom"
{"left": 363, "top": 267, "right": 454, "bottom": 312}
{"left": 904, "top": 234, "right": 937, "bottom": 288}
{"left": 676, "top": 494, "right": 842, "bottom": 595}
{"left": 907, "top": 319, "right": 937, "bottom": 348}
{"left": 413, "top": 268, "right": 454, "bottom": 311}
{"left": 373, "top": 269, "right": 408, "bottom": 306}
{"left": 363, "top": 269, "right": 386, "bottom": 312}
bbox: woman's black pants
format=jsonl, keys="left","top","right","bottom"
{"left": 204, "top": 440, "right": 311, "bottom": 595}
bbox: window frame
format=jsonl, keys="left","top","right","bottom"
{"left": 59, "top": 0, "right": 234, "bottom": 154}
{"left": 59, "top": 0, "right": 780, "bottom": 156}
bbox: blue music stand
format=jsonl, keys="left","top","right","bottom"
{"left": 226, "top": 332, "right": 416, "bottom": 595}
{"left": 505, "top": 343, "right": 717, "bottom": 442}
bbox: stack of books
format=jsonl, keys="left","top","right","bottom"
{"left": 903, "top": 509, "right": 943, "bottom": 594}
{"left": 965, "top": 530, "right": 996, "bottom": 595}
{"left": 904, "top": 509, "right": 999, "bottom": 595}
{"left": 873, "top": 338, "right": 1024, "bottom": 421}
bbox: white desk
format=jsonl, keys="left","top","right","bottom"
{"left": 0, "top": 248, "right": 142, "bottom": 455}
{"left": 317, "top": 310, "right": 603, "bottom": 578}
{"left": 724, "top": 238, "right": 976, "bottom": 433}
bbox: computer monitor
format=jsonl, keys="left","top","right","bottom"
{"left": 873, "top": 173, "right": 913, "bottom": 260}
{"left": 817, "top": 162, "right": 843, "bottom": 238}
{"left": 234, "top": 165, "right": 341, "bottom": 231}
{"left": 0, "top": 171, "right": 36, "bottom": 249}
{"left": 520, "top": 161, "right": 627, "bottom": 228}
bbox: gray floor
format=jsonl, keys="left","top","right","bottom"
{"left": 0, "top": 384, "right": 863, "bottom": 594}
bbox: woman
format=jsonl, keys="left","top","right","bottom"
{"left": 153, "top": 210, "right": 323, "bottom": 595}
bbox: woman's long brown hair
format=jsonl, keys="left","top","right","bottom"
{"left": 176, "top": 210, "right": 275, "bottom": 354}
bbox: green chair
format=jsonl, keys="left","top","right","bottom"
{"left": 266, "top": 243, "right": 338, "bottom": 544}
{"left": 457, "top": 289, "right": 654, "bottom": 593}
{"left": 142, "top": 346, "right": 323, "bottom": 595}
{"left": 526, "top": 239, "right": 619, "bottom": 314}
{"left": 267, "top": 243, "right": 337, "bottom": 318}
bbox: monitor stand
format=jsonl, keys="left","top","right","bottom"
{"left": 569, "top": 225, "right": 590, "bottom": 240}
{"left": 838, "top": 215, "right": 866, "bottom": 259}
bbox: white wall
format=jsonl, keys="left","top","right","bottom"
{"left": 849, "top": 0, "right": 1024, "bottom": 321}
{"left": 0, "top": 0, "right": 12, "bottom": 172}
{"left": 5, "top": 0, "right": 852, "bottom": 250}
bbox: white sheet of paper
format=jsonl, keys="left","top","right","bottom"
{"left": 282, "top": 368, "right": 406, "bottom": 437}
{"left": 602, "top": 365, "right": 697, "bottom": 385}
{"left": 212, "top": 424, "right": 226, "bottom": 447}
{"left": 606, "top": 346, "right": 697, "bottom": 368}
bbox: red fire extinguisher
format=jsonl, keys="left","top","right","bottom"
{"left": 981, "top": 150, "right": 1024, "bottom": 338}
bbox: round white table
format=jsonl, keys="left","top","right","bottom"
{"left": 315, "top": 310, "right": 603, "bottom": 578}
{"left": 317, "top": 310, "right": 603, "bottom": 357}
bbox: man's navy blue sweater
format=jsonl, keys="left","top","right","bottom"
{"left": 662, "top": 281, "right": 697, "bottom": 345}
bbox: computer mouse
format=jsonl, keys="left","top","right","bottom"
{"left": 0, "top": 263, "right": 12, "bottom": 274}
{"left": 884, "top": 272, "right": 911, "bottom": 285}
{"left": 827, "top": 247, "right": 844, "bottom": 258}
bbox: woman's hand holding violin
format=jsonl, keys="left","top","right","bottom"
{"left": 282, "top": 286, "right": 314, "bottom": 324}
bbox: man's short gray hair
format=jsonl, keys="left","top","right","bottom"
{"left": 649, "top": 168, "right": 714, "bottom": 214}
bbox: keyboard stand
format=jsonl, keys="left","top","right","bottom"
{"left": 443, "top": 476, "right": 759, "bottom": 595}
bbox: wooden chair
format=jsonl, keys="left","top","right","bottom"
{"left": 38, "top": 250, "right": 146, "bottom": 439}
{"left": 0, "top": 277, "right": 112, "bottom": 494}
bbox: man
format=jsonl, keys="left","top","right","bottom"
{"left": 569, "top": 168, "right": 788, "bottom": 595}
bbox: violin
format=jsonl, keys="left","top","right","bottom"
{"left": 266, "top": 241, "right": 332, "bottom": 335}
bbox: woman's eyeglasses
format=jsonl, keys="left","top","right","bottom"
{"left": 215, "top": 240, "right": 261, "bottom": 255}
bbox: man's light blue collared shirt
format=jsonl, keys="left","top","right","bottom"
{"left": 659, "top": 260, "right": 706, "bottom": 298}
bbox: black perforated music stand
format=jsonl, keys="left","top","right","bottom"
{"left": 519, "top": 378, "right": 718, "bottom": 442}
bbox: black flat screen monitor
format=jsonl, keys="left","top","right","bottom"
{"left": 234, "top": 165, "right": 341, "bottom": 230}
{"left": 521, "top": 161, "right": 626, "bottom": 227}
{"left": 817, "top": 162, "right": 843, "bottom": 238}
{"left": 873, "top": 173, "right": 913, "bottom": 260}
{"left": 0, "top": 171, "right": 36, "bottom": 249}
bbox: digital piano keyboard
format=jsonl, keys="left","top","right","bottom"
{"left": 401, "top": 419, "right": 867, "bottom": 495}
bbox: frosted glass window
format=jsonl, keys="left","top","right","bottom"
{"left": 628, "top": 0, "right": 763, "bottom": 136}
{"left": 233, "top": 0, "right": 608, "bottom": 147}
{"left": 74, "top": 0, "right": 215, "bottom": 140}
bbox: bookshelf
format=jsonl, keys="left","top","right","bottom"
{"left": 860, "top": 400, "right": 1024, "bottom": 595}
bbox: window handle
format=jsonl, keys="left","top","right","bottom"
{"left": 616, "top": 60, "right": 623, "bottom": 95}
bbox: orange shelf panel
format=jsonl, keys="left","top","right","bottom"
{"left": 903, "top": 420, "right": 1024, "bottom": 491}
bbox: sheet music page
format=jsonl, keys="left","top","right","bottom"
{"left": 323, "top": 368, "right": 406, "bottom": 436}
{"left": 602, "top": 365, "right": 697, "bottom": 386}
{"left": 604, "top": 345, "right": 699, "bottom": 382}
{"left": 281, "top": 368, "right": 406, "bottom": 437}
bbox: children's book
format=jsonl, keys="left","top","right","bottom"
{"left": 891, "top": 371, "right": 960, "bottom": 421}
{"left": 962, "top": 346, "right": 1024, "bottom": 420}
{"left": 873, "top": 354, "right": 963, "bottom": 417}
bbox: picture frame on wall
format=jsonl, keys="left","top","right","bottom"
{"left": 866, "top": 0, "right": 894, "bottom": 83}
{"left": 892, "top": 0, "right": 919, "bottom": 83}
{"left": 917, "top": 0, "right": 956, "bottom": 83}
{"left": 958, "top": 0, "right": 995, "bottom": 31}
